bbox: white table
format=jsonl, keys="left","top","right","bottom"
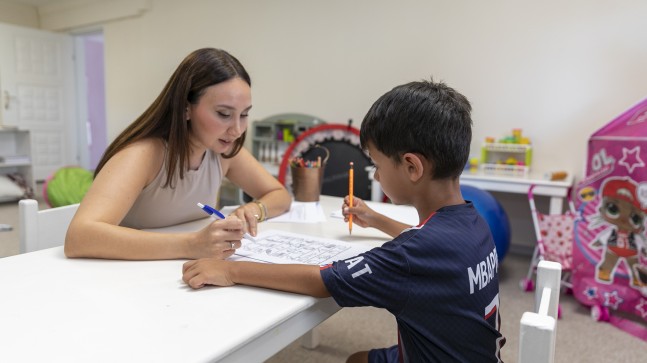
{"left": 0, "top": 196, "right": 408, "bottom": 363}
{"left": 370, "top": 169, "right": 574, "bottom": 215}
{"left": 459, "top": 170, "right": 574, "bottom": 215}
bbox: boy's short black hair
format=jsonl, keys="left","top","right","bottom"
{"left": 360, "top": 79, "right": 472, "bottom": 179}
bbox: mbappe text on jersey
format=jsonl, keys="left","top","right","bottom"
{"left": 467, "top": 246, "right": 498, "bottom": 294}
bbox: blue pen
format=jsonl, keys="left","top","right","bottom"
{"left": 197, "top": 202, "right": 226, "bottom": 219}
{"left": 197, "top": 202, "right": 256, "bottom": 241}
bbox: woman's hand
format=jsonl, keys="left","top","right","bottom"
{"left": 342, "top": 196, "right": 377, "bottom": 229}
{"left": 230, "top": 202, "right": 263, "bottom": 236}
{"left": 187, "top": 216, "right": 245, "bottom": 259}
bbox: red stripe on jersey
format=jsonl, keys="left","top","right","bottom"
{"left": 418, "top": 212, "right": 436, "bottom": 227}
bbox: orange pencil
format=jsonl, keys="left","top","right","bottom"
{"left": 348, "top": 162, "right": 354, "bottom": 235}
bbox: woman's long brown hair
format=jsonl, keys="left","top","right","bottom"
{"left": 94, "top": 48, "right": 251, "bottom": 188}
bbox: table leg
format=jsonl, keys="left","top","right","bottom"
{"left": 300, "top": 327, "right": 321, "bottom": 349}
{"left": 549, "top": 197, "right": 564, "bottom": 215}
{"left": 368, "top": 168, "right": 384, "bottom": 202}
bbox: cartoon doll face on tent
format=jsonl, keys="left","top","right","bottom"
{"left": 592, "top": 177, "right": 647, "bottom": 288}
{"left": 599, "top": 178, "right": 646, "bottom": 234}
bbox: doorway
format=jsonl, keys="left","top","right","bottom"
{"left": 74, "top": 31, "right": 107, "bottom": 171}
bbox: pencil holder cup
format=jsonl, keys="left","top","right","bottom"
{"left": 291, "top": 165, "right": 325, "bottom": 202}
{"left": 289, "top": 144, "right": 329, "bottom": 202}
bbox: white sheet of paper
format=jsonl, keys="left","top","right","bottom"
{"left": 266, "top": 201, "right": 327, "bottom": 223}
{"left": 233, "top": 229, "right": 368, "bottom": 265}
{"left": 220, "top": 201, "right": 326, "bottom": 223}
{"left": 330, "top": 201, "right": 419, "bottom": 226}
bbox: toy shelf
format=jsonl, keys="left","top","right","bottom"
{"left": 482, "top": 143, "right": 530, "bottom": 153}
{"left": 480, "top": 163, "right": 529, "bottom": 177}
{"left": 480, "top": 142, "right": 532, "bottom": 177}
{"left": 0, "top": 128, "right": 33, "bottom": 202}
{"left": 251, "top": 115, "right": 325, "bottom": 172}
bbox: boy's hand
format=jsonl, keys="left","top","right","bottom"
{"left": 182, "top": 258, "right": 234, "bottom": 289}
{"left": 342, "top": 196, "right": 377, "bottom": 228}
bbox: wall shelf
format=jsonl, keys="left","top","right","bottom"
{"left": 251, "top": 114, "right": 326, "bottom": 174}
{"left": 0, "top": 128, "right": 34, "bottom": 202}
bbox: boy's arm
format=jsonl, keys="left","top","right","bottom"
{"left": 343, "top": 196, "right": 411, "bottom": 237}
{"left": 370, "top": 213, "right": 412, "bottom": 238}
{"left": 182, "top": 259, "right": 331, "bottom": 298}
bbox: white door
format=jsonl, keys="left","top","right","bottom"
{"left": 0, "top": 22, "right": 77, "bottom": 181}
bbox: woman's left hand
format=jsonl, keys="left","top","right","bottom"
{"left": 230, "top": 203, "right": 262, "bottom": 236}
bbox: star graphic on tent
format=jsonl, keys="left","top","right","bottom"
{"left": 604, "top": 290, "right": 624, "bottom": 310}
{"left": 584, "top": 285, "right": 598, "bottom": 300}
{"left": 628, "top": 107, "right": 647, "bottom": 125}
{"left": 636, "top": 298, "right": 647, "bottom": 319}
{"left": 618, "top": 146, "right": 645, "bottom": 174}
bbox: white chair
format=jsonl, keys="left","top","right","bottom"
{"left": 18, "top": 199, "right": 79, "bottom": 253}
{"left": 518, "top": 260, "right": 562, "bottom": 363}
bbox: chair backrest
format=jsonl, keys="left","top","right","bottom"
{"left": 518, "top": 260, "right": 562, "bottom": 363}
{"left": 18, "top": 199, "right": 79, "bottom": 253}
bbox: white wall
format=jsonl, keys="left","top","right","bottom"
{"left": 100, "top": 0, "right": 647, "bottom": 179}
{"left": 7, "top": 0, "right": 647, "bottom": 251}
{"left": 96, "top": 0, "right": 647, "bottom": 252}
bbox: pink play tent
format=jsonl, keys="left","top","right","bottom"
{"left": 573, "top": 97, "right": 647, "bottom": 340}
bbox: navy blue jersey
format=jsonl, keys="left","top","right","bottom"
{"left": 320, "top": 202, "right": 505, "bottom": 362}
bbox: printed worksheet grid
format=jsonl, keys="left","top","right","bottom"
{"left": 239, "top": 234, "right": 351, "bottom": 264}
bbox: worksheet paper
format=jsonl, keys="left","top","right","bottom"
{"left": 221, "top": 201, "right": 327, "bottom": 223}
{"left": 232, "top": 230, "right": 368, "bottom": 265}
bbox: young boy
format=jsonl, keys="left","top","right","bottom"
{"left": 182, "top": 79, "right": 505, "bottom": 362}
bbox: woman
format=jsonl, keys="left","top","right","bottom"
{"left": 65, "top": 48, "right": 291, "bottom": 260}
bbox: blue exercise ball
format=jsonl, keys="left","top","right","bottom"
{"left": 460, "top": 185, "right": 510, "bottom": 262}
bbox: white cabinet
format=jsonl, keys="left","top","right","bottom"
{"left": 0, "top": 21, "right": 77, "bottom": 181}
{"left": 0, "top": 128, "right": 33, "bottom": 201}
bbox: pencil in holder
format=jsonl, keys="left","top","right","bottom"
{"left": 289, "top": 145, "right": 329, "bottom": 202}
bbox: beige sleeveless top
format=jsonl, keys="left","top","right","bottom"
{"left": 121, "top": 149, "right": 223, "bottom": 229}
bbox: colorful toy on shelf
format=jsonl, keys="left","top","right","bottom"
{"left": 480, "top": 128, "right": 532, "bottom": 176}
{"left": 545, "top": 171, "right": 568, "bottom": 181}
{"left": 512, "top": 128, "right": 522, "bottom": 142}
{"left": 505, "top": 157, "right": 518, "bottom": 166}
{"left": 468, "top": 157, "right": 479, "bottom": 172}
